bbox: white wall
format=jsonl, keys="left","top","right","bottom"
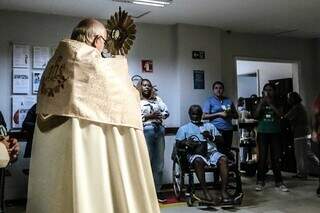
{"left": 221, "top": 32, "right": 317, "bottom": 112}
{"left": 127, "top": 23, "right": 179, "bottom": 127}
{"left": 237, "top": 75, "right": 257, "bottom": 98}
{"left": 176, "top": 24, "right": 222, "bottom": 124}
{"left": 236, "top": 60, "right": 295, "bottom": 96}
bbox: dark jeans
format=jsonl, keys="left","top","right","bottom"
{"left": 216, "top": 129, "right": 233, "bottom": 155}
{"left": 143, "top": 123, "right": 165, "bottom": 192}
{"left": 257, "top": 133, "right": 283, "bottom": 184}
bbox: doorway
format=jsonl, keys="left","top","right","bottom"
{"left": 236, "top": 59, "right": 299, "bottom": 99}
{"left": 235, "top": 58, "right": 300, "bottom": 173}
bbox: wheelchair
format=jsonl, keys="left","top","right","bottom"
{"left": 172, "top": 135, "right": 243, "bottom": 207}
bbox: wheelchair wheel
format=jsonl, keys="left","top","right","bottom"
{"left": 186, "top": 195, "right": 194, "bottom": 207}
{"left": 226, "top": 170, "right": 242, "bottom": 198}
{"left": 172, "top": 158, "right": 184, "bottom": 200}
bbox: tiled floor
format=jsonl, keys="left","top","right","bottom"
{"left": 161, "top": 172, "right": 320, "bottom": 213}
{"left": 5, "top": 172, "right": 320, "bottom": 213}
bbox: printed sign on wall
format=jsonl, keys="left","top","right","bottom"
{"left": 193, "top": 70, "right": 205, "bottom": 89}
{"left": 142, "top": 60, "right": 153, "bottom": 73}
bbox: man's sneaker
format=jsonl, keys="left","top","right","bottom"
{"left": 157, "top": 193, "right": 167, "bottom": 203}
{"left": 255, "top": 183, "right": 264, "bottom": 191}
{"left": 276, "top": 184, "right": 289, "bottom": 192}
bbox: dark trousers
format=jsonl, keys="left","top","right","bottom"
{"left": 257, "top": 133, "right": 283, "bottom": 184}
{"left": 216, "top": 129, "right": 233, "bottom": 155}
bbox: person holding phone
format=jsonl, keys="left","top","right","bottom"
{"left": 138, "top": 78, "right": 169, "bottom": 203}
{"left": 255, "top": 83, "right": 288, "bottom": 192}
{"left": 203, "top": 81, "right": 238, "bottom": 156}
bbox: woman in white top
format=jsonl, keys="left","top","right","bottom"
{"left": 138, "top": 79, "right": 169, "bottom": 203}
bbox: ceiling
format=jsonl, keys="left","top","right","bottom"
{"left": 1, "top": 0, "right": 320, "bottom": 38}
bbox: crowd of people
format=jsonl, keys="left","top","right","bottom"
{"left": 238, "top": 85, "right": 320, "bottom": 195}
{"left": 0, "top": 18, "right": 319, "bottom": 212}
{"left": 136, "top": 77, "right": 320, "bottom": 205}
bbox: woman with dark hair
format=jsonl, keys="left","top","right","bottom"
{"left": 255, "top": 83, "right": 288, "bottom": 192}
{"left": 22, "top": 104, "right": 37, "bottom": 158}
{"left": 284, "top": 92, "right": 311, "bottom": 179}
{"left": 203, "top": 81, "right": 238, "bottom": 156}
{"left": 138, "top": 78, "right": 169, "bottom": 203}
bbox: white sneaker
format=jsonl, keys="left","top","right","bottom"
{"left": 255, "top": 183, "right": 264, "bottom": 191}
{"left": 276, "top": 184, "right": 289, "bottom": 192}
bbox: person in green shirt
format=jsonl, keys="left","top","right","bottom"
{"left": 254, "top": 83, "right": 288, "bottom": 192}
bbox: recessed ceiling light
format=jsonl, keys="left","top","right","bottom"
{"left": 135, "top": 0, "right": 171, "bottom": 5}
{"left": 133, "top": 1, "right": 164, "bottom": 7}
{"left": 113, "top": 0, "right": 172, "bottom": 7}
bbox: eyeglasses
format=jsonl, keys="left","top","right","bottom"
{"left": 100, "top": 36, "right": 107, "bottom": 44}
{"left": 95, "top": 35, "right": 107, "bottom": 46}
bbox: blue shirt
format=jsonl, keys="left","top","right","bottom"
{"left": 176, "top": 122, "right": 221, "bottom": 152}
{"left": 203, "top": 96, "right": 234, "bottom": 131}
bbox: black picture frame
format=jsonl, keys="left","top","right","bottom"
{"left": 193, "top": 70, "right": 205, "bottom": 89}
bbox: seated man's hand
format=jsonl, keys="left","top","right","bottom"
{"left": 185, "top": 140, "right": 195, "bottom": 147}
{"left": 202, "top": 131, "right": 213, "bottom": 141}
{"left": 177, "top": 139, "right": 197, "bottom": 148}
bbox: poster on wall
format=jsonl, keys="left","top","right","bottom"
{"left": 33, "top": 46, "right": 51, "bottom": 69}
{"left": 142, "top": 60, "right": 153, "bottom": 73}
{"left": 32, "top": 71, "right": 43, "bottom": 94}
{"left": 12, "top": 68, "right": 30, "bottom": 94}
{"left": 193, "top": 70, "right": 205, "bottom": 89}
{"left": 13, "top": 44, "right": 30, "bottom": 68}
{"left": 11, "top": 96, "right": 36, "bottom": 128}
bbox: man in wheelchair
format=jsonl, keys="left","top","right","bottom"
{"left": 175, "top": 105, "right": 235, "bottom": 205}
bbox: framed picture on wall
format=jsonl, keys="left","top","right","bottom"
{"left": 13, "top": 44, "right": 30, "bottom": 68}
{"left": 142, "top": 60, "right": 153, "bottom": 73}
{"left": 193, "top": 70, "right": 205, "bottom": 89}
{"left": 32, "top": 70, "right": 43, "bottom": 94}
{"left": 11, "top": 95, "right": 36, "bottom": 128}
{"left": 33, "top": 46, "right": 51, "bottom": 69}
{"left": 12, "top": 68, "right": 30, "bottom": 94}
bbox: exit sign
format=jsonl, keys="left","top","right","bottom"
{"left": 192, "top": 51, "right": 205, "bottom": 59}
